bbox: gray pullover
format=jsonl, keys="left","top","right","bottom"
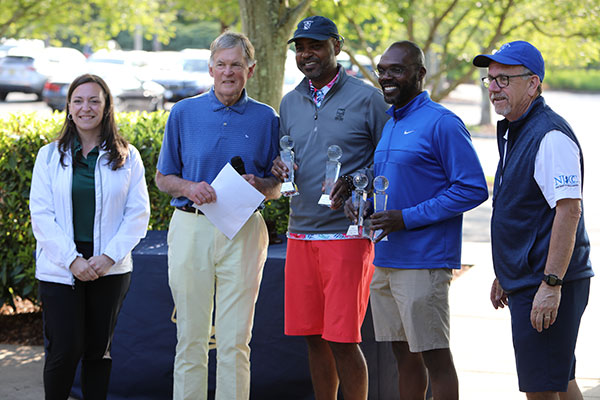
{"left": 280, "top": 66, "right": 390, "bottom": 234}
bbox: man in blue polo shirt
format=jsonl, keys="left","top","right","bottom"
{"left": 156, "top": 32, "right": 280, "bottom": 400}
{"left": 352, "top": 41, "right": 488, "bottom": 399}
{"left": 474, "top": 41, "right": 593, "bottom": 398}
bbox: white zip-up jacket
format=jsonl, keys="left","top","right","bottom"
{"left": 30, "top": 141, "right": 151, "bottom": 285}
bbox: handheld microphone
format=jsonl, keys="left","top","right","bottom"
{"left": 230, "top": 156, "right": 246, "bottom": 175}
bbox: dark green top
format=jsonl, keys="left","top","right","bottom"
{"left": 72, "top": 137, "right": 99, "bottom": 242}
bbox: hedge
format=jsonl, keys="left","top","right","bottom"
{"left": 0, "top": 111, "right": 289, "bottom": 308}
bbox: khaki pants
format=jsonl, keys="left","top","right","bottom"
{"left": 167, "top": 209, "right": 268, "bottom": 400}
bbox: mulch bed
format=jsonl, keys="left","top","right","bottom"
{"left": 0, "top": 297, "right": 43, "bottom": 345}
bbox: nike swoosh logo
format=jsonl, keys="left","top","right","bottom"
{"left": 403, "top": 130, "right": 415, "bottom": 135}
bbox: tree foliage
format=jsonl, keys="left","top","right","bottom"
{"left": 239, "top": 0, "right": 312, "bottom": 110}
{"left": 3, "top": 0, "right": 599, "bottom": 104}
{"left": 0, "top": 0, "right": 177, "bottom": 48}
{"left": 173, "top": 0, "right": 600, "bottom": 110}
{"left": 176, "top": 0, "right": 313, "bottom": 111}
{"left": 314, "top": 0, "right": 600, "bottom": 103}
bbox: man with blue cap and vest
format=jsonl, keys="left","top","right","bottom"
{"left": 271, "top": 15, "right": 389, "bottom": 400}
{"left": 473, "top": 41, "right": 593, "bottom": 399}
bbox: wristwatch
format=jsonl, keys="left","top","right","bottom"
{"left": 543, "top": 274, "right": 563, "bottom": 286}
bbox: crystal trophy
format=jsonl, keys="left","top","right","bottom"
{"left": 318, "top": 145, "right": 343, "bottom": 206}
{"left": 346, "top": 173, "right": 368, "bottom": 237}
{"left": 279, "top": 135, "right": 299, "bottom": 197}
{"left": 372, "top": 175, "right": 389, "bottom": 242}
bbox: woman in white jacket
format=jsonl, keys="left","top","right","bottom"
{"left": 29, "top": 74, "right": 150, "bottom": 400}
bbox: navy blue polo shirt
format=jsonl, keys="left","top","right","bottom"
{"left": 157, "top": 88, "right": 280, "bottom": 208}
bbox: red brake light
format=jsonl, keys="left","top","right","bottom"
{"left": 44, "top": 82, "right": 61, "bottom": 92}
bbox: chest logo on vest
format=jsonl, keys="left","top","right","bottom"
{"left": 403, "top": 130, "right": 415, "bottom": 135}
{"left": 335, "top": 108, "right": 345, "bottom": 121}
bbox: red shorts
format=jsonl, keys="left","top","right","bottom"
{"left": 284, "top": 238, "right": 374, "bottom": 343}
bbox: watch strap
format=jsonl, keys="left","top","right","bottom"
{"left": 543, "top": 274, "right": 563, "bottom": 286}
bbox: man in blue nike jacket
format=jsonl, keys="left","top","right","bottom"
{"left": 349, "top": 41, "right": 488, "bottom": 399}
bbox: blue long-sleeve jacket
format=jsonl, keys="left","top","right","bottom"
{"left": 373, "top": 91, "right": 488, "bottom": 269}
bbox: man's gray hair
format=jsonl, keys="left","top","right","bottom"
{"left": 523, "top": 66, "right": 543, "bottom": 95}
{"left": 210, "top": 31, "right": 256, "bottom": 68}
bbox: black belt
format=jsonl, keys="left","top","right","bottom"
{"left": 176, "top": 205, "right": 204, "bottom": 215}
{"left": 177, "top": 204, "right": 264, "bottom": 215}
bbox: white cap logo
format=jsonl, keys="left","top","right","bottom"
{"left": 498, "top": 43, "right": 511, "bottom": 53}
{"left": 303, "top": 21, "right": 313, "bottom": 30}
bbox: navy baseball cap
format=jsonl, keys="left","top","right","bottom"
{"left": 288, "top": 16, "right": 341, "bottom": 44}
{"left": 473, "top": 41, "right": 545, "bottom": 82}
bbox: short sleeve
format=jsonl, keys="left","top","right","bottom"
{"left": 534, "top": 130, "right": 581, "bottom": 208}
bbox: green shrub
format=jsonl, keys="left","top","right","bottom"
{"left": 115, "top": 111, "right": 173, "bottom": 230}
{"left": 544, "top": 68, "right": 600, "bottom": 92}
{"left": 0, "top": 111, "right": 290, "bottom": 308}
{"left": 0, "top": 113, "right": 63, "bottom": 309}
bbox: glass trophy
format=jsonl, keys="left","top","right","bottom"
{"left": 372, "top": 175, "right": 389, "bottom": 242}
{"left": 346, "top": 173, "right": 368, "bottom": 237}
{"left": 279, "top": 135, "right": 299, "bottom": 197}
{"left": 318, "top": 145, "right": 343, "bottom": 206}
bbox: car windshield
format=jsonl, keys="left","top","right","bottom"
{"left": 3, "top": 56, "right": 34, "bottom": 64}
{"left": 88, "top": 58, "right": 126, "bottom": 65}
{"left": 183, "top": 59, "right": 209, "bottom": 73}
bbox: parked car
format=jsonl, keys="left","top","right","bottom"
{"left": 43, "top": 72, "right": 77, "bottom": 111}
{"left": 87, "top": 49, "right": 152, "bottom": 74}
{"left": 144, "top": 50, "right": 212, "bottom": 103}
{"left": 43, "top": 64, "right": 166, "bottom": 112}
{"left": 283, "top": 49, "right": 305, "bottom": 95}
{"left": 0, "top": 46, "right": 86, "bottom": 101}
{"left": 338, "top": 51, "right": 376, "bottom": 84}
{"left": 0, "top": 38, "right": 44, "bottom": 58}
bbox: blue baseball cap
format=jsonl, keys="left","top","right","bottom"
{"left": 288, "top": 16, "right": 342, "bottom": 44}
{"left": 473, "top": 41, "right": 545, "bottom": 82}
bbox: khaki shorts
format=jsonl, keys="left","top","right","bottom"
{"left": 370, "top": 267, "right": 453, "bottom": 352}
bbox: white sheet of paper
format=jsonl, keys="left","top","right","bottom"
{"left": 194, "top": 163, "right": 265, "bottom": 240}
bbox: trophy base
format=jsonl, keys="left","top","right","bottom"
{"left": 281, "top": 182, "right": 299, "bottom": 197}
{"left": 346, "top": 224, "right": 366, "bottom": 238}
{"left": 317, "top": 194, "right": 332, "bottom": 207}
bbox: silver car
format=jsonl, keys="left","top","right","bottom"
{"left": 0, "top": 47, "right": 86, "bottom": 101}
{"left": 43, "top": 64, "right": 166, "bottom": 112}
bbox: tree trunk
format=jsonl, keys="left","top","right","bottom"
{"left": 134, "top": 25, "right": 143, "bottom": 51}
{"left": 152, "top": 35, "right": 162, "bottom": 52}
{"left": 238, "top": 0, "right": 312, "bottom": 112}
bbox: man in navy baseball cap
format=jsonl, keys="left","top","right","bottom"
{"left": 473, "top": 40, "right": 593, "bottom": 399}
{"left": 288, "top": 15, "right": 343, "bottom": 44}
{"left": 473, "top": 40, "right": 545, "bottom": 81}
{"left": 275, "top": 13, "right": 390, "bottom": 400}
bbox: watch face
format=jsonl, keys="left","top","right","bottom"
{"left": 544, "top": 274, "right": 562, "bottom": 286}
